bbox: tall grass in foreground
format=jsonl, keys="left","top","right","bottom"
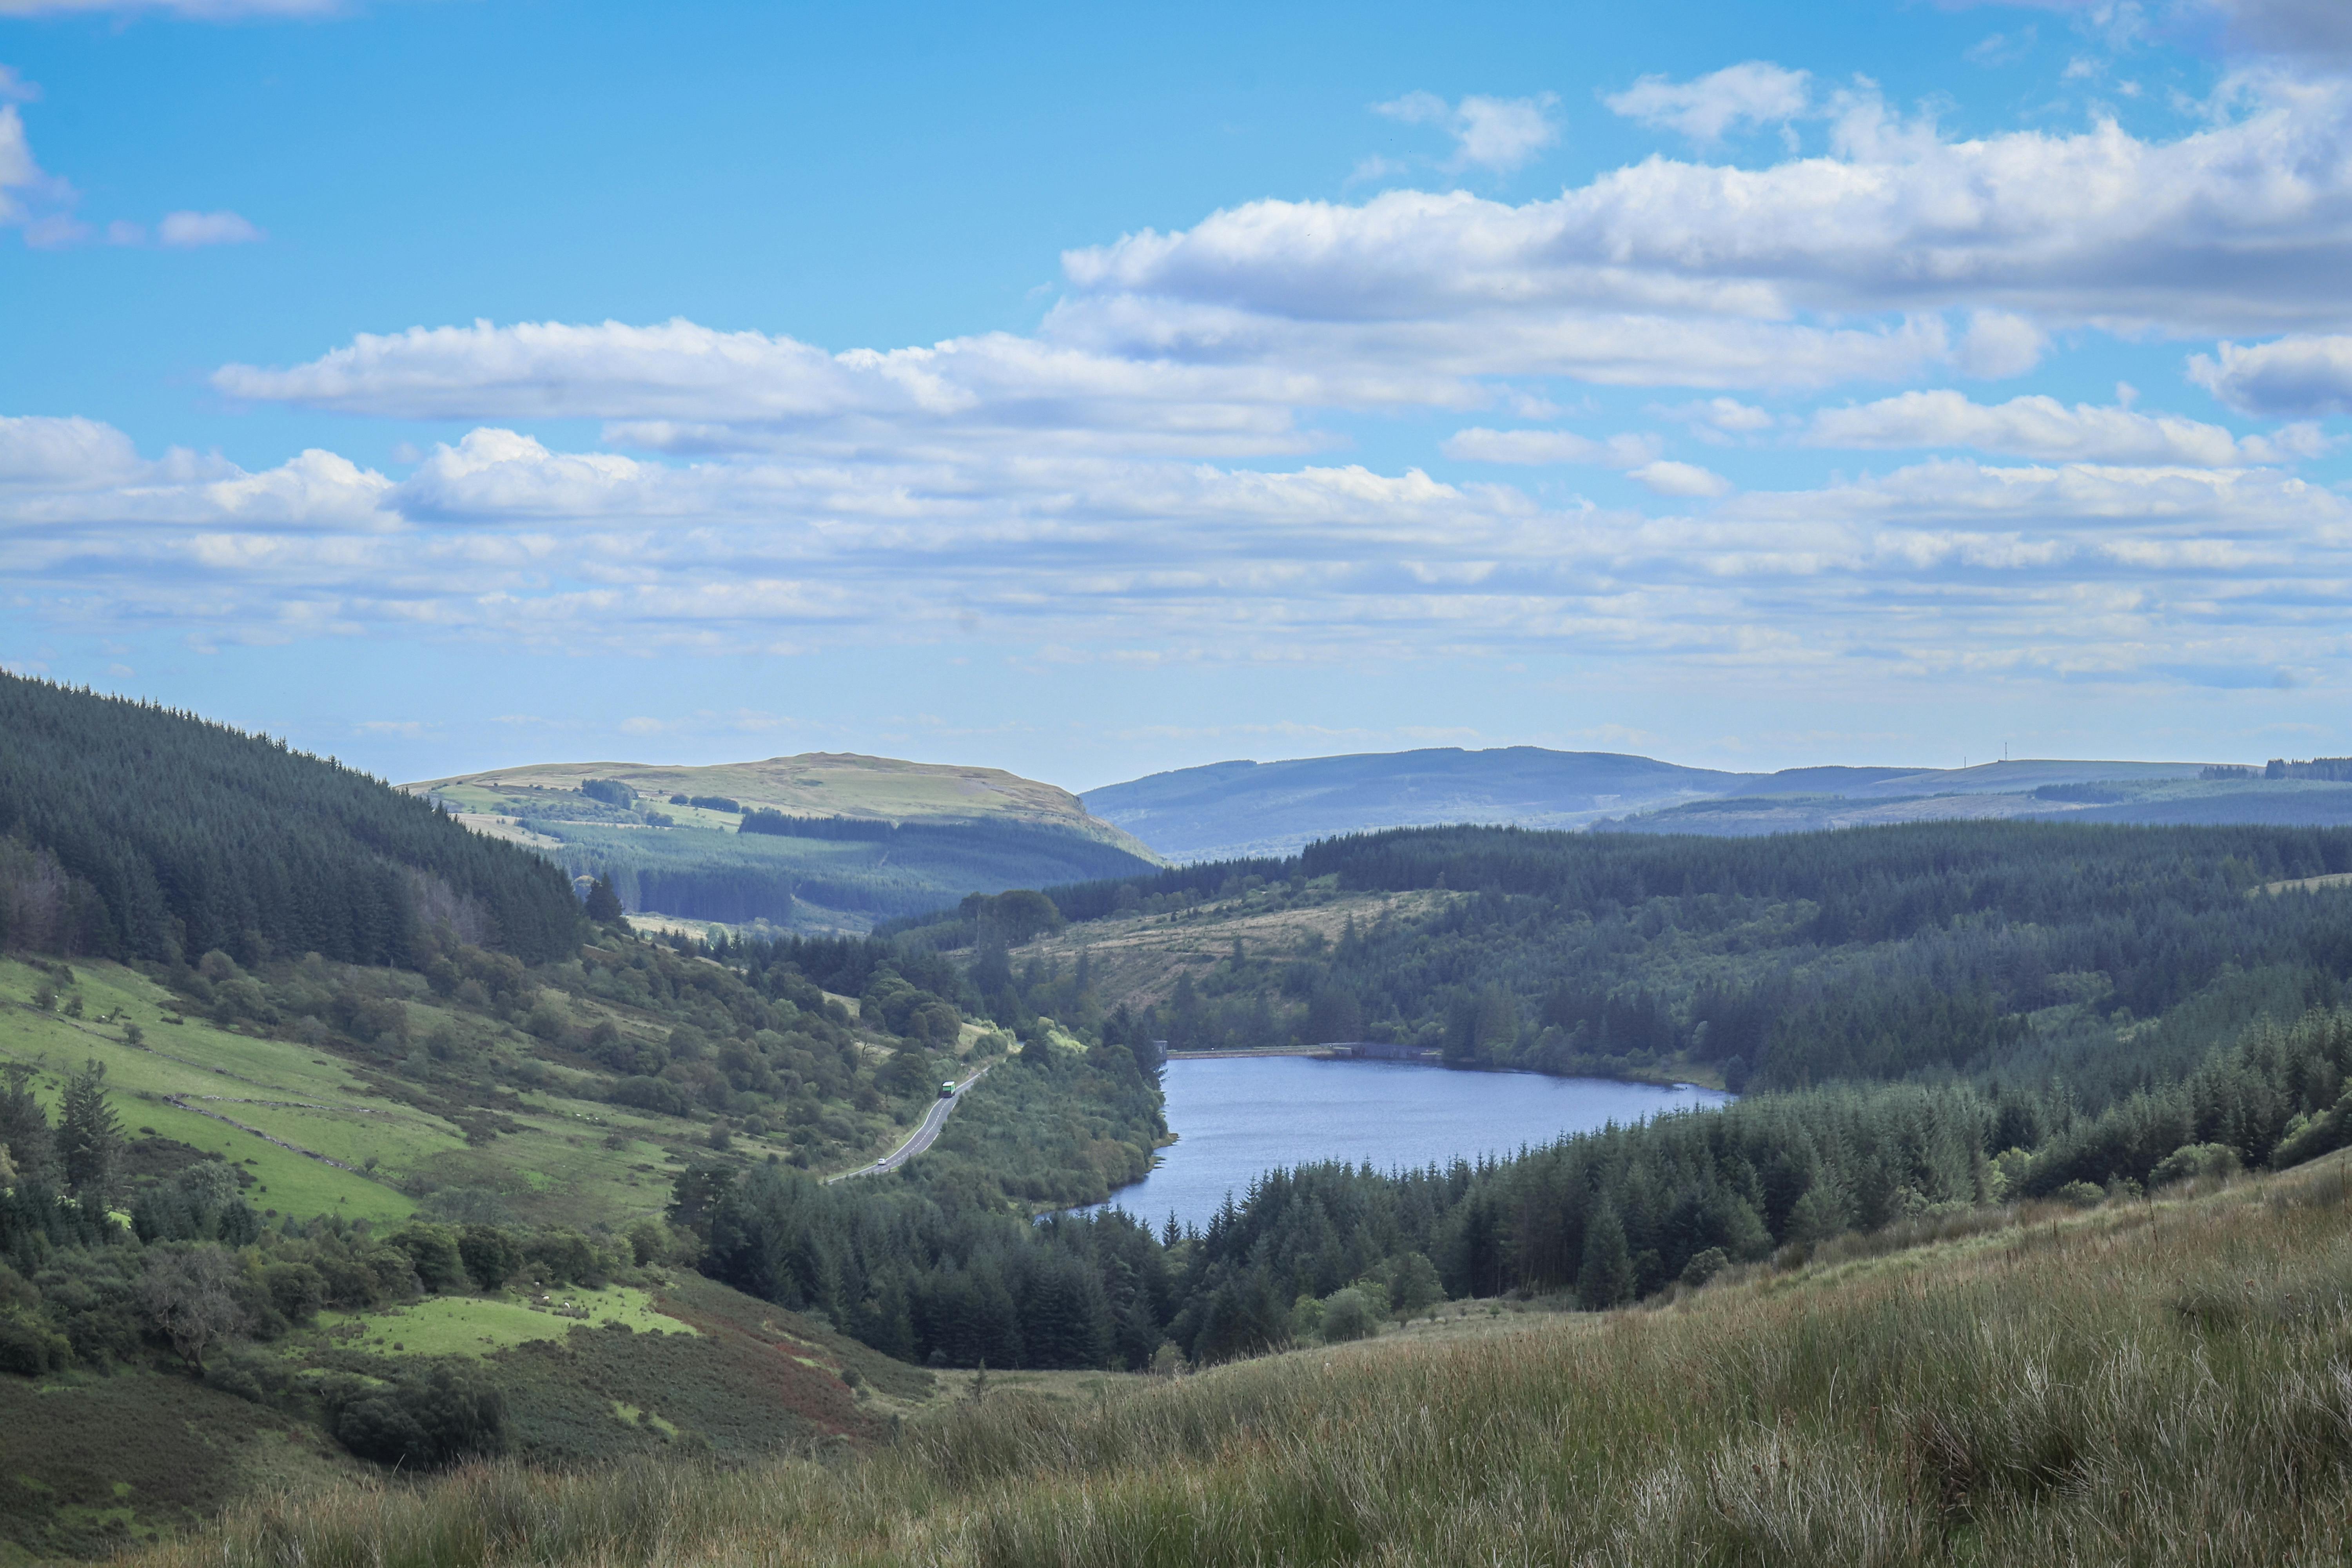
{"left": 142, "top": 1158, "right": 2352, "bottom": 1567}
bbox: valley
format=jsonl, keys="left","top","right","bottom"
{"left": 9, "top": 676, "right": 2352, "bottom": 1566}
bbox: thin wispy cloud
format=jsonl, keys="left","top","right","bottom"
{"left": 158, "top": 209, "right": 263, "bottom": 247}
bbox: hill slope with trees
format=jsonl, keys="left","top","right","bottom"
{"left": 0, "top": 673, "right": 582, "bottom": 967}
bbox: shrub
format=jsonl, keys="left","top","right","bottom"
{"left": 1386, "top": 1252, "right": 1444, "bottom": 1320}
{"left": 389, "top": 1223, "right": 468, "bottom": 1293}
{"left": 626, "top": 1221, "right": 672, "bottom": 1268}
{"left": 610, "top": 1076, "right": 691, "bottom": 1117}
{"left": 205, "top": 1350, "right": 296, "bottom": 1407}
{"left": 458, "top": 1225, "right": 523, "bottom": 1292}
{"left": 0, "top": 1309, "right": 69, "bottom": 1376}
{"left": 2054, "top": 1180, "right": 2106, "bottom": 1208}
{"left": 527, "top": 1230, "right": 610, "bottom": 1289}
{"left": 2270, "top": 1089, "right": 2352, "bottom": 1171}
{"left": 1680, "top": 1246, "right": 1730, "bottom": 1289}
{"left": 333, "top": 1367, "right": 508, "bottom": 1468}
{"left": 262, "top": 1261, "right": 324, "bottom": 1323}
{"left": 1318, "top": 1287, "right": 1378, "bottom": 1343}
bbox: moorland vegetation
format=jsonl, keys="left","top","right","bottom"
{"left": 128, "top": 1151, "right": 2352, "bottom": 1568}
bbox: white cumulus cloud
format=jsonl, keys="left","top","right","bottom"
{"left": 2189, "top": 334, "right": 2352, "bottom": 415}
{"left": 1603, "top": 62, "right": 1812, "bottom": 144}
{"left": 1066, "top": 73, "right": 2352, "bottom": 345}
{"left": 1954, "top": 310, "right": 2049, "bottom": 378}
{"left": 0, "top": 103, "right": 69, "bottom": 231}
{"left": 215, "top": 318, "right": 1333, "bottom": 457}
{"left": 0, "top": 415, "right": 141, "bottom": 485}
{"left": 10, "top": 407, "right": 2352, "bottom": 708}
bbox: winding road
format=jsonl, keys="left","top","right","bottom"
{"left": 827, "top": 1064, "right": 991, "bottom": 1182}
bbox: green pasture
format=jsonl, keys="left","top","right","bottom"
{"left": 0, "top": 955, "right": 866, "bottom": 1234}
{"left": 0, "top": 958, "right": 371, "bottom": 1105}
{"left": 120, "top": 1099, "right": 414, "bottom": 1224}
{"left": 0, "top": 964, "right": 416, "bottom": 1224}
{"left": 310, "top": 1287, "right": 691, "bottom": 1359}
{"left": 411, "top": 1120, "right": 679, "bottom": 1230}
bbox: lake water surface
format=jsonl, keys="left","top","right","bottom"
{"left": 1089, "top": 1056, "right": 1732, "bottom": 1230}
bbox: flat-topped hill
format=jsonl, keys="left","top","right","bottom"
{"left": 404, "top": 754, "right": 1163, "bottom": 933}
{"left": 410, "top": 752, "right": 1158, "bottom": 858}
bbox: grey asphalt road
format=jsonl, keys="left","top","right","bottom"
{"left": 827, "top": 1063, "right": 992, "bottom": 1182}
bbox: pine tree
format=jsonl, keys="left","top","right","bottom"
{"left": 584, "top": 877, "right": 625, "bottom": 925}
{"left": 55, "top": 1060, "right": 122, "bottom": 1203}
{"left": 0, "top": 1063, "right": 50, "bottom": 1181}
{"left": 1576, "top": 1205, "right": 1635, "bottom": 1309}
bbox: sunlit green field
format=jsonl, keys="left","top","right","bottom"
{"left": 309, "top": 1287, "right": 694, "bottom": 1359}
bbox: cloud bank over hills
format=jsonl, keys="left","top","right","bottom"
{"left": 6, "top": 0, "right": 2352, "bottom": 778}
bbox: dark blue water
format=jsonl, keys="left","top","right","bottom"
{"left": 1086, "top": 1056, "right": 1732, "bottom": 1230}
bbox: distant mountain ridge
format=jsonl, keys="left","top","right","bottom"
{"left": 1078, "top": 746, "right": 2352, "bottom": 861}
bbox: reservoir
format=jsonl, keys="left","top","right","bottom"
{"left": 1092, "top": 1056, "right": 1733, "bottom": 1230}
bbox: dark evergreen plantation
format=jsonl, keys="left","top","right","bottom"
{"left": 908, "top": 820, "right": 2352, "bottom": 1100}
{"left": 0, "top": 674, "right": 579, "bottom": 966}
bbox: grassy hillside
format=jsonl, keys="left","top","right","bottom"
{"left": 0, "top": 922, "right": 1161, "bottom": 1559}
{"left": 0, "top": 1255, "right": 936, "bottom": 1562}
{"left": 125, "top": 1149, "right": 2352, "bottom": 1568}
{"left": 0, "top": 942, "right": 996, "bottom": 1221}
{"left": 406, "top": 754, "right": 1161, "bottom": 933}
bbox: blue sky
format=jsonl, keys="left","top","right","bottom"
{"left": 6, "top": 0, "right": 2352, "bottom": 789}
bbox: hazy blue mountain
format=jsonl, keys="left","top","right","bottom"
{"left": 1081, "top": 748, "right": 1746, "bottom": 862}
{"left": 1081, "top": 748, "right": 2297, "bottom": 861}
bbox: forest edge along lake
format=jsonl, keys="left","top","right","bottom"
{"left": 1083, "top": 1056, "right": 1733, "bottom": 1230}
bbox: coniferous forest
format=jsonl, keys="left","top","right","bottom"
{"left": 0, "top": 675, "right": 582, "bottom": 967}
